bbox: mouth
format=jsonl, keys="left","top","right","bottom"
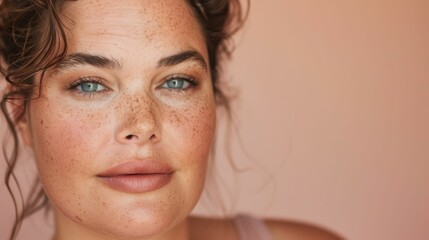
{"left": 97, "top": 160, "right": 174, "bottom": 193}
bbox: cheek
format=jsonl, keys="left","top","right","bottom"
{"left": 191, "top": 104, "right": 216, "bottom": 159}
{"left": 28, "top": 98, "right": 111, "bottom": 192}
{"left": 159, "top": 99, "right": 216, "bottom": 212}
{"left": 166, "top": 101, "right": 216, "bottom": 162}
{"left": 163, "top": 98, "right": 216, "bottom": 195}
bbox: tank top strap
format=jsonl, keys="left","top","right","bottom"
{"left": 233, "top": 214, "right": 273, "bottom": 240}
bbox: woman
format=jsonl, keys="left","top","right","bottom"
{"left": 0, "top": 0, "right": 342, "bottom": 239}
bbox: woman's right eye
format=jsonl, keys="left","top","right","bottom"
{"left": 66, "top": 78, "right": 109, "bottom": 96}
{"left": 76, "top": 82, "right": 106, "bottom": 93}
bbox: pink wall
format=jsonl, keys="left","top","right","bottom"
{"left": 1, "top": 0, "right": 429, "bottom": 239}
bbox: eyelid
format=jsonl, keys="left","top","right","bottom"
{"left": 66, "top": 76, "right": 103, "bottom": 89}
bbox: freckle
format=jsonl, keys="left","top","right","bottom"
{"left": 40, "top": 120, "right": 43, "bottom": 125}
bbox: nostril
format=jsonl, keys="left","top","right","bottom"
{"left": 121, "top": 133, "right": 158, "bottom": 143}
{"left": 125, "top": 134, "right": 137, "bottom": 140}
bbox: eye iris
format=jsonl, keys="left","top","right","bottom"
{"left": 167, "top": 79, "right": 184, "bottom": 89}
{"left": 81, "top": 83, "right": 99, "bottom": 92}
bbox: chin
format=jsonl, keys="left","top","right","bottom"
{"left": 53, "top": 180, "right": 199, "bottom": 239}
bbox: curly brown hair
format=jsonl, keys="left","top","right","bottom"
{"left": 0, "top": 0, "right": 248, "bottom": 239}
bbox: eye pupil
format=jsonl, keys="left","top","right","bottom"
{"left": 167, "top": 79, "right": 184, "bottom": 89}
{"left": 81, "top": 83, "right": 99, "bottom": 92}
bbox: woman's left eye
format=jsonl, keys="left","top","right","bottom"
{"left": 162, "top": 77, "right": 195, "bottom": 90}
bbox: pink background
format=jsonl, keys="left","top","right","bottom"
{"left": 1, "top": 0, "right": 429, "bottom": 239}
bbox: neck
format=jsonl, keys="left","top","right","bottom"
{"left": 52, "top": 209, "right": 191, "bottom": 240}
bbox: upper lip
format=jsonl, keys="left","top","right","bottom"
{"left": 97, "top": 160, "right": 174, "bottom": 177}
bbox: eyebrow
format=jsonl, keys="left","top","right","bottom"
{"left": 55, "top": 50, "right": 208, "bottom": 71}
{"left": 157, "top": 50, "right": 208, "bottom": 71}
{"left": 55, "top": 53, "right": 121, "bottom": 70}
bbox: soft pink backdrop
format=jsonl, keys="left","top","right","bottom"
{"left": 1, "top": 0, "right": 428, "bottom": 239}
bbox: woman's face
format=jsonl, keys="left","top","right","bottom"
{"left": 19, "top": 0, "right": 216, "bottom": 238}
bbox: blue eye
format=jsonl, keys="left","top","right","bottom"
{"left": 77, "top": 82, "right": 106, "bottom": 92}
{"left": 162, "top": 77, "right": 194, "bottom": 90}
{"left": 66, "top": 78, "right": 109, "bottom": 97}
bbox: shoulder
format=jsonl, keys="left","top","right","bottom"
{"left": 189, "top": 215, "right": 344, "bottom": 240}
{"left": 264, "top": 218, "right": 344, "bottom": 240}
{"left": 189, "top": 216, "right": 239, "bottom": 240}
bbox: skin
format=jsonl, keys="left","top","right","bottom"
{"left": 18, "top": 0, "right": 216, "bottom": 239}
{"left": 14, "top": 0, "right": 345, "bottom": 239}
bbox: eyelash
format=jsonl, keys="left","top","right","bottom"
{"left": 66, "top": 77, "right": 109, "bottom": 98}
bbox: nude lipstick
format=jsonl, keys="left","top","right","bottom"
{"left": 97, "top": 160, "right": 174, "bottom": 193}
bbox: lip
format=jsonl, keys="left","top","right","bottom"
{"left": 97, "top": 160, "right": 174, "bottom": 193}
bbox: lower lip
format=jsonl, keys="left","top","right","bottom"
{"left": 99, "top": 173, "right": 172, "bottom": 193}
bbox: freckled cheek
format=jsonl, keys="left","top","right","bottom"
{"left": 165, "top": 103, "right": 216, "bottom": 165}
{"left": 30, "top": 103, "right": 111, "bottom": 181}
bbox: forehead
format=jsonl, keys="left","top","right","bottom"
{"left": 61, "top": 0, "right": 206, "bottom": 58}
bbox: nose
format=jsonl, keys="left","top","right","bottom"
{"left": 114, "top": 93, "right": 161, "bottom": 145}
